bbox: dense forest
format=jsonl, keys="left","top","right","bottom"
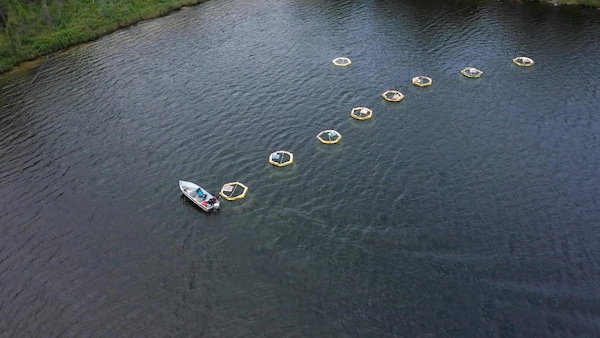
{"left": 0, "top": 0, "right": 208, "bottom": 73}
{"left": 0, "top": 0, "right": 599, "bottom": 74}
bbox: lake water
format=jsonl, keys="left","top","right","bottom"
{"left": 1, "top": 0, "right": 600, "bottom": 336}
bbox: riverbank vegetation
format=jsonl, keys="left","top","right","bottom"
{"left": 0, "top": 0, "right": 207, "bottom": 74}
{"left": 1, "top": 0, "right": 599, "bottom": 74}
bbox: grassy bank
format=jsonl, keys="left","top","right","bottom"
{"left": 0, "top": 0, "right": 208, "bottom": 74}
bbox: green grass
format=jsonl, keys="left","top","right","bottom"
{"left": 0, "top": 0, "right": 208, "bottom": 74}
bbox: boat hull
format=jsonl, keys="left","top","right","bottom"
{"left": 179, "top": 180, "right": 220, "bottom": 212}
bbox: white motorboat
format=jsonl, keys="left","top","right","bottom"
{"left": 179, "top": 180, "right": 220, "bottom": 212}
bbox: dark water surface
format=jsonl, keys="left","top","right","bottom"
{"left": 1, "top": 0, "right": 600, "bottom": 336}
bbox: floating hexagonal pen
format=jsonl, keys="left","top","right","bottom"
{"left": 381, "top": 90, "right": 405, "bottom": 102}
{"left": 220, "top": 182, "right": 249, "bottom": 201}
{"left": 332, "top": 57, "right": 352, "bottom": 67}
{"left": 350, "top": 107, "right": 373, "bottom": 120}
{"left": 412, "top": 76, "right": 432, "bottom": 87}
{"left": 269, "top": 150, "right": 294, "bottom": 167}
{"left": 316, "top": 130, "right": 342, "bottom": 144}
{"left": 513, "top": 56, "right": 534, "bottom": 67}
{"left": 461, "top": 67, "right": 483, "bottom": 78}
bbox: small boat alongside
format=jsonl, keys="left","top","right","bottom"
{"left": 179, "top": 180, "right": 220, "bottom": 212}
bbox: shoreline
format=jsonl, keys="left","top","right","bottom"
{"left": 0, "top": 0, "right": 209, "bottom": 76}
{"left": 1, "top": 0, "right": 599, "bottom": 77}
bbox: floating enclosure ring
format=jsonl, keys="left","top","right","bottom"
{"left": 316, "top": 130, "right": 342, "bottom": 144}
{"left": 382, "top": 90, "right": 405, "bottom": 102}
{"left": 350, "top": 107, "right": 373, "bottom": 120}
{"left": 268, "top": 150, "right": 294, "bottom": 167}
{"left": 461, "top": 67, "right": 483, "bottom": 78}
{"left": 219, "top": 182, "right": 249, "bottom": 201}
{"left": 513, "top": 56, "right": 534, "bottom": 67}
{"left": 332, "top": 57, "right": 352, "bottom": 67}
{"left": 412, "top": 76, "right": 432, "bottom": 87}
